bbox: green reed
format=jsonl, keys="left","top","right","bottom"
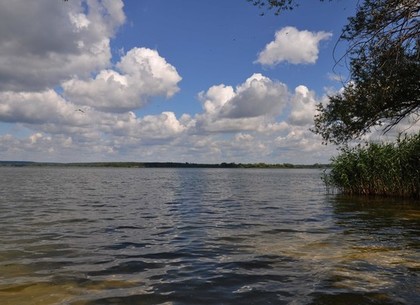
{"left": 324, "top": 133, "right": 420, "bottom": 199}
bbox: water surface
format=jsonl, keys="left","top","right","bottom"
{"left": 0, "top": 167, "right": 418, "bottom": 304}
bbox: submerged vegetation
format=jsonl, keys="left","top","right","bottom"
{"left": 324, "top": 133, "right": 420, "bottom": 199}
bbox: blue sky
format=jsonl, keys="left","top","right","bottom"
{"left": 0, "top": 0, "right": 359, "bottom": 163}
{"left": 123, "top": 0, "right": 352, "bottom": 116}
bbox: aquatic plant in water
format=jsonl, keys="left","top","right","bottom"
{"left": 323, "top": 133, "right": 420, "bottom": 199}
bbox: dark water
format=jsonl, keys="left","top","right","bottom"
{"left": 0, "top": 167, "right": 418, "bottom": 305}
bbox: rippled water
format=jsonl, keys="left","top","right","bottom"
{"left": 0, "top": 167, "right": 418, "bottom": 305}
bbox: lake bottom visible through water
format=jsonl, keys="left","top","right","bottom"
{"left": 0, "top": 167, "right": 419, "bottom": 305}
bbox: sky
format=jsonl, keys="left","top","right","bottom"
{"left": 0, "top": 0, "right": 373, "bottom": 164}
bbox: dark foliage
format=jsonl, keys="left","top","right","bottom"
{"left": 314, "top": 0, "right": 419, "bottom": 144}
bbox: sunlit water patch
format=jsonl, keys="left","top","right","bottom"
{"left": 0, "top": 167, "right": 418, "bottom": 304}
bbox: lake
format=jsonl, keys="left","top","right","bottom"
{"left": 0, "top": 167, "right": 418, "bottom": 305}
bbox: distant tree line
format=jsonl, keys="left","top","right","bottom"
{"left": 0, "top": 161, "right": 330, "bottom": 169}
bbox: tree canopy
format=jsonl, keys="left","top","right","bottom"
{"left": 314, "top": 0, "right": 419, "bottom": 144}
{"left": 251, "top": 0, "right": 420, "bottom": 144}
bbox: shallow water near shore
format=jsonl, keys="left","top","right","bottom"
{"left": 0, "top": 167, "right": 419, "bottom": 305}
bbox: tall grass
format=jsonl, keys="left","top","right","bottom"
{"left": 324, "top": 133, "right": 420, "bottom": 199}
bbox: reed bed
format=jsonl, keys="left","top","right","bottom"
{"left": 324, "top": 133, "right": 420, "bottom": 199}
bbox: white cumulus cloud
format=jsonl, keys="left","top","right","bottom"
{"left": 0, "top": 0, "right": 126, "bottom": 92}
{"left": 63, "top": 48, "right": 182, "bottom": 112}
{"left": 288, "top": 85, "right": 318, "bottom": 126}
{"left": 0, "top": 90, "right": 86, "bottom": 126}
{"left": 256, "top": 26, "right": 332, "bottom": 66}
{"left": 196, "top": 74, "right": 289, "bottom": 132}
{"left": 220, "top": 73, "right": 289, "bottom": 118}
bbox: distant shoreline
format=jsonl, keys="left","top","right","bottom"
{"left": 0, "top": 161, "right": 330, "bottom": 169}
